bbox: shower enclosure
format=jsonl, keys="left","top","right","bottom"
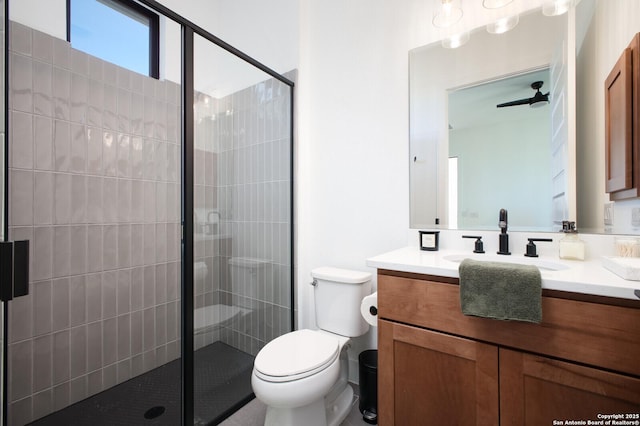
{"left": 1, "top": 1, "right": 294, "bottom": 424}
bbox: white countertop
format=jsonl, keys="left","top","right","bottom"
{"left": 367, "top": 246, "right": 640, "bottom": 301}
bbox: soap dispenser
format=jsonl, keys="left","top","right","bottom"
{"left": 559, "top": 221, "right": 585, "bottom": 260}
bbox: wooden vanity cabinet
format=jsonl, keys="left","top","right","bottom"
{"left": 377, "top": 270, "right": 640, "bottom": 426}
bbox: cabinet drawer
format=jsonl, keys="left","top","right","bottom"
{"left": 378, "top": 272, "right": 640, "bottom": 376}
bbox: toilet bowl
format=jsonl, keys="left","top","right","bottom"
{"left": 251, "top": 267, "right": 372, "bottom": 426}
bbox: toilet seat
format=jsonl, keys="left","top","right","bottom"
{"left": 254, "top": 329, "right": 340, "bottom": 383}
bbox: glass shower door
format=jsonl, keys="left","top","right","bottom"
{"left": 191, "top": 32, "right": 294, "bottom": 424}
{"left": 0, "top": 0, "right": 6, "bottom": 424}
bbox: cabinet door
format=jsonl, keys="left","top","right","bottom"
{"left": 605, "top": 47, "right": 634, "bottom": 196}
{"left": 379, "top": 320, "right": 499, "bottom": 426}
{"left": 500, "top": 348, "right": 640, "bottom": 425}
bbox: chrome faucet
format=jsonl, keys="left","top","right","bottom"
{"left": 497, "top": 208, "right": 511, "bottom": 255}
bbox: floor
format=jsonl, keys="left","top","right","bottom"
{"left": 219, "top": 384, "right": 374, "bottom": 426}
{"left": 30, "top": 342, "right": 254, "bottom": 426}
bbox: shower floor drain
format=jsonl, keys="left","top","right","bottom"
{"left": 144, "top": 406, "right": 166, "bottom": 420}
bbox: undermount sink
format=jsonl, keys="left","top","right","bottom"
{"left": 443, "top": 254, "right": 570, "bottom": 272}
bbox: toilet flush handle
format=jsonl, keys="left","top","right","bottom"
{"left": 310, "top": 278, "right": 318, "bottom": 286}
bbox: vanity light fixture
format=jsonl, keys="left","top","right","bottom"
{"left": 432, "top": 0, "right": 463, "bottom": 28}
{"left": 482, "top": 0, "right": 514, "bottom": 9}
{"left": 542, "top": 0, "right": 573, "bottom": 16}
{"left": 486, "top": 14, "right": 519, "bottom": 34}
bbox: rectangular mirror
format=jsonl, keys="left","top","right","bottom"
{"left": 409, "top": 8, "right": 571, "bottom": 231}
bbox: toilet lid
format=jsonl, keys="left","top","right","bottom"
{"left": 254, "top": 330, "right": 340, "bottom": 382}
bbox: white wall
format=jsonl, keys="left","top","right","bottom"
{"left": 296, "top": 0, "right": 410, "bottom": 360}
{"left": 10, "top": 0, "right": 66, "bottom": 39}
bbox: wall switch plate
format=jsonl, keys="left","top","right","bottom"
{"left": 632, "top": 208, "right": 640, "bottom": 227}
{"left": 604, "top": 203, "right": 614, "bottom": 226}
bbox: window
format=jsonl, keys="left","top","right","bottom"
{"left": 68, "top": 0, "right": 159, "bottom": 78}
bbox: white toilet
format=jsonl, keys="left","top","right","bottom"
{"left": 251, "top": 267, "right": 372, "bottom": 426}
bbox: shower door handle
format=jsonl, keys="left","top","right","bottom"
{"left": 0, "top": 240, "right": 29, "bottom": 302}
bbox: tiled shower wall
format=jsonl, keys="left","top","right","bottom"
{"left": 194, "top": 71, "right": 294, "bottom": 356}
{"left": 7, "top": 21, "right": 181, "bottom": 425}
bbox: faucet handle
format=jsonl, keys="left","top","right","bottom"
{"left": 462, "top": 235, "right": 485, "bottom": 254}
{"left": 525, "top": 238, "right": 553, "bottom": 257}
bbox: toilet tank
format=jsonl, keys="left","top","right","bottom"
{"left": 229, "top": 257, "right": 272, "bottom": 306}
{"left": 311, "top": 267, "right": 372, "bottom": 337}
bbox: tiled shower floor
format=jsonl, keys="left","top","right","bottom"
{"left": 29, "top": 342, "right": 254, "bottom": 426}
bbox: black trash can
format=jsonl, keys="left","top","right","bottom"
{"left": 358, "top": 349, "right": 378, "bottom": 424}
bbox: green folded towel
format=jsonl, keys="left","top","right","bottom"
{"left": 459, "top": 258, "right": 542, "bottom": 323}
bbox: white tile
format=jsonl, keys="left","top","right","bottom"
{"left": 86, "top": 127, "right": 103, "bottom": 174}
{"left": 9, "top": 340, "right": 33, "bottom": 401}
{"left": 86, "top": 176, "right": 103, "bottom": 223}
{"left": 86, "top": 321, "right": 103, "bottom": 372}
{"left": 53, "top": 172, "right": 71, "bottom": 224}
{"left": 70, "top": 123, "right": 87, "bottom": 173}
{"left": 86, "top": 273, "right": 102, "bottom": 324}
{"left": 53, "top": 119, "right": 70, "bottom": 172}
{"left": 117, "top": 133, "right": 130, "bottom": 177}
{"left": 144, "top": 180, "right": 156, "bottom": 223}
{"left": 117, "top": 88, "right": 131, "bottom": 134}
{"left": 52, "top": 67, "right": 70, "bottom": 120}
{"left": 87, "top": 225, "right": 103, "bottom": 273}
{"left": 156, "top": 182, "right": 167, "bottom": 223}
{"left": 144, "top": 224, "right": 156, "bottom": 265}
{"left": 102, "top": 177, "right": 118, "bottom": 223}
{"left": 70, "top": 174, "right": 87, "bottom": 223}
{"left": 10, "top": 169, "right": 33, "bottom": 226}
{"left": 102, "top": 317, "right": 117, "bottom": 366}
{"left": 117, "top": 315, "right": 131, "bottom": 361}
{"left": 9, "top": 279, "right": 33, "bottom": 342}
{"left": 52, "top": 226, "right": 70, "bottom": 278}
{"left": 10, "top": 53, "right": 33, "bottom": 113}
{"left": 144, "top": 96, "right": 155, "bottom": 138}
{"left": 131, "top": 224, "right": 144, "bottom": 267}
{"left": 142, "top": 308, "right": 155, "bottom": 353}
{"left": 11, "top": 111, "right": 33, "bottom": 169}
{"left": 70, "top": 73, "right": 87, "bottom": 124}
{"left": 131, "top": 180, "right": 144, "bottom": 223}
{"left": 51, "top": 278, "right": 69, "bottom": 332}
{"left": 154, "top": 99, "right": 167, "bottom": 140}
{"left": 156, "top": 141, "right": 167, "bottom": 181}
{"left": 33, "top": 226, "right": 53, "bottom": 281}
{"left": 117, "top": 178, "right": 131, "bottom": 223}
{"left": 33, "top": 335, "right": 53, "bottom": 393}
{"left": 69, "top": 225, "right": 87, "bottom": 276}
{"left": 143, "top": 138, "right": 155, "bottom": 180}
{"left": 103, "top": 85, "right": 117, "bottom": 131}
{"left": 102, "top": 130, "right": 117, "bottom": 176}
{"left": 53, "top": 330, "right": 70, "bottom": 385}
{"left": 102, "top": 224, "right": 118, "bottom": 271}
{"left": 34, "top": 172, "right": 53, "bottom": 225}
{"left": 131, "top": 136, "right": 144, "bottom": 179}
{"left": 117, "top": 224, "right": 131, "bottom": 268}
{"left": 34, "top": 115, "right": 53, "bottom": 171}
{"left": 130, "top": 267, "right": 144, "bottom": 311}
{"left": 33, "top": 60, "right": 52, "bottom": 117}
{"left": 117, "top": 269, "right": 131, "bottom": 316}
{"left": 87, "top": 80, "right": 103, "bottom": 128}
{"left": 69, "top": 325, "right": 87, "bottom": 378}
{"left": 131, "top": 92, "right": 144, "bottom": 136}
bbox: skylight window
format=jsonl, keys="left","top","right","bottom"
{"left": 69, "top": 0, "right": 159, "bottom": 78}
